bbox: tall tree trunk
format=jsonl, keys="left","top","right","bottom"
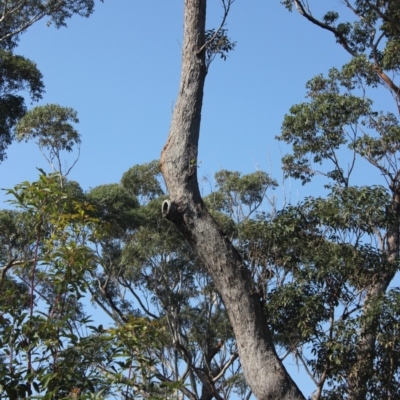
{"left": 160, "top": 1, "right": 305, "bottom": 399}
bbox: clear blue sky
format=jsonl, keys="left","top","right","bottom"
{"left": 1, "top": 1, "right": 356, "bottom": 197}
{"left": 1, "top": 1, "right": 396, "bottom": 397}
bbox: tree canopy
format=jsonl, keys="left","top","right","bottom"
{"left": 0, "top": 0, "right": 102, "bottom": 163}
{"left": 2, "top": 1, "right": 400, "bottom": 400}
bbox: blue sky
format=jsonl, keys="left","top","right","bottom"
{"left": 1, "top": 1, "right": 397, "bottom": 397}
{"left": 1, "top": 1, "right": 357, "bottom": 199}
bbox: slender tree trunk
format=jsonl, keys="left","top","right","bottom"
{"left": 160, "top": 1, "right": 305, "bottom": 399}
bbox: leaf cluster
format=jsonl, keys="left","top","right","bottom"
{"left": 0, "top": 49, "right": 44, "bottom": 161}
{"left": 0, "top": 0, "right": 102, "bottom": 50}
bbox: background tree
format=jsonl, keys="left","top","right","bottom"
{"left": 0, "top": 49, "right": 44, "bottom": 162}
{"left": 0, "top": 0, "right": 102, "bottom": 163}
{"left": 16, "top": 104, "right": 81, "bottom": 177}
{"left": 1, "top": 160, "right": 280, "bottom": 400}
{"left": 270, "top": 1, "right": 400, "bottom": 398}
{"left": 85, "top": 162, "right": 255, "bottom": 400}
{"left": 0, "top": 0, "right": 102, "bottom": 50}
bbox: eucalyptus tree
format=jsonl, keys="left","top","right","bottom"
{"left": 159, "top": 1, "right": 305, "bottom": 399}
{"left": 0, "top": 0, "right": 102, "bottom": 163}
{"left": 157, "top": 0, "right": 400, "bottom": 399}
{"left": 85, "top": 162, "right": 266, "bottom": 400}
{"left": 269, "top": 1, "right": 400, "bottom": 398}
{"left": 0, "top": 0, "right": 102, "bottom": 50}
{"left": 0, "top": 49, "right": 44, "bottom": 162}
{"left": 16, "top": 104, "right": 81, "bottom": 177}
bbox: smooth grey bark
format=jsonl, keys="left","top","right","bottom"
{"left": 160, "top": 1, "right": 305, "bottom": 399}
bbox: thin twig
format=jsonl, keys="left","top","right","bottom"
{"left": 197, "top": 0, "right": 234, "bottom": 55}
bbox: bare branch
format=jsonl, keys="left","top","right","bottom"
{"left": 119, "top": 277, "right": 159, "bottom": 319}
{"left": 0, "top": 258, "right": 24, "bottom": 281}
{"left": 212, "top": 352, "right": 239, "bottom": 383}
{"left": 152, "top": 369, "right": 198, "bottom": 400}
{"left": 295, "top": 349, "right": 319, "bottom": 386}
{"left": 293, "top": 0, "right": 356, "bottom": 56}
{"left": 370, "top": 3, "right": 400, "bottom": 34}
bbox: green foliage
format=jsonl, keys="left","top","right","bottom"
{"left": 282, "top": 1, "right": 400, "bottom": 74}
{"left": 276, "top": 3, "right": 400, "bottom": 396}
{"left": 0, "top": 0, "right": 100, "bottom": 162}
{"left": 204, "top": 28, "right": 236, "bottom": 66}
{"left": 0, "top": 49, "right": 43, "bottom": 101}
{"left": 278, "top": 59, "right": 400, "bottom": 195}
{"left": 369, "top": 289, "right": 400, "bottom": 398}
{"left": 0, "top": 172, "right": 175, "bottom": 399}
{"left": 84, "top": 165, "right": 256, "bottom": 400}
{"left": 121, "top": 160, "right": 164, "bottom": 202}
{"left": 15, "top": 104, "right": 82, "bottom": 176}
{"left": 88, "top": 184, "right": 139, "bottom": 235}
{"left": 0, "top": 0, "right": 102, "bottom": 50}
{"left": 206, "top": 170, "right": 277, "bottom": 220}
{"left": 0, "top": 0, "right": 100, "bottom": 163}
{"left": 279, "top": 67, "right": 374, "bottom": 185}
{"left": 9, "top": 158, "right": 398, "bottom": 399}
{"left": 5, "top": 1, "right": 400, "bottom": 397}
{"left": 0, "top": 172, "right": 105, "bottom": 399}
{"left": 0, "top": 49, "right": 44, "bottom": 162}
{"left": 16, "top": 104, "right": 80, "bottom": 152}
{"left": 246, "top": 192, "right": 400, "bottom": 397}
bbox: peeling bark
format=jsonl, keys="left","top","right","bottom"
{"left": 160, "top": 1, "right": 305, "bottom": 399}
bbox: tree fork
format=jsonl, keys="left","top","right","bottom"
{"left": 160, "top": 1, "right": 305, "bottom": 399}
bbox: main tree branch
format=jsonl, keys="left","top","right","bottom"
{"left": 160, "top": 1, "right": 305, "bottom": 398}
